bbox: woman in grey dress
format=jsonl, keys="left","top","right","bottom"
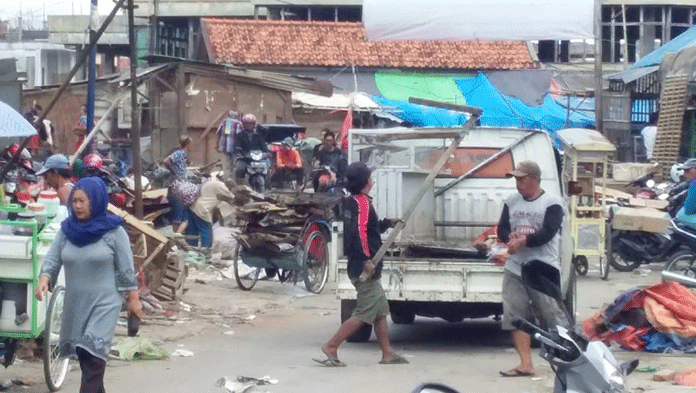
{"left": 36, "top": 176, "right": 143, "bottom": 393}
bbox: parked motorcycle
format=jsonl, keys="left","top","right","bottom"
{"left": 606, "top": 181, "right": 688, "bottom": 272}
{"left": 514, "top": 260, "right": 638, "bottom": 393}
{"left": 238, "top": 150, "right": 270, "bottom": 194}
{"left": 664, "top": 220, "right": 696, "bottom": 277}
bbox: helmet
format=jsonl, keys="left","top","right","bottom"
{"left": 242, "top": 114, "right": 257, "bottom": 124}
{"left": 671, "top": 163, "right": 685, "bottom": 183}
{"left": 84, "top": 153, "right": 104, "bottom": 171}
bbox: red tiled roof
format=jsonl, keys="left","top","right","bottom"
{"left": 201, "top": 19, "right": 539, "bottom": 70}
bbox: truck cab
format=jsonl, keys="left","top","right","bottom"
{"left": 334, "top": 127, "right": 575, "bottom": 342}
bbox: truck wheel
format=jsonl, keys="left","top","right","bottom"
{"left": 563, "top": 268, "right": 577, "bottom": 326}
{"left": 341, "top": 300, "right": 372, "bottom": 343}
{"left": 390, "top": 311, "right": 415, "bottom": 324}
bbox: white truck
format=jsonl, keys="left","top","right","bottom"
{"left": 333, "top": 127, "right": 576, "bottom": 342}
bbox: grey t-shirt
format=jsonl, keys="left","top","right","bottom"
{"left": 499, "top": 191, "right": 565, "bottom": 276}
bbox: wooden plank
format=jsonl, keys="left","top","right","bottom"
{"left": 108, "top": 203, "right": 169, "bottom": 244}
{"left": 142, "top": 188, "right": 168, "bottom": 200}
{"left": 140, "top": 242, "right": 166, "bottom": 270}
{"left": 408, "top": 97, "right": 483, "bottom": 116}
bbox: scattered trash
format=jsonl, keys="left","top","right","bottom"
{"left": 635, "top": 366, "right": 661, "bottom": 372}
{"left": 245, "top": 315, "right": 256, "bottom": 321}
{"left": 633, "top": 268, "right": 651, "bottom": 276}
{"left": 11, "top": 379, "right": 36, "bottom": 386}
{"left": 109, "top": 337, "right": 169, "bottom": 361}
{"left": 223, "top": 331, "right": 235, "bottom": 336}
{"left": 181, "top": 250, "right": 207, "bottom": 267}
{"left": 171, "top": 349, "right": 194, "bottom": 357}
{"left": 675, "top": 368, "right": 696, "bottom": 387}
{"left": 180, "top": 302, "right": 193, "bottom": 312}
{"left": 652, "top": 369, "right": 676, "bottom": 381}
{"left": 216, "top": 375, "right": 278, "bottom": 393}
{"left": 221, "top": 267, "right": 235, "bottom": 279}
{"left": 0, "top": 380, "right": 11, "bottom": 390}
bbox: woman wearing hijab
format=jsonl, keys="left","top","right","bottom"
{"left": 35, "top": 177, "right": 142, "bottom": 393}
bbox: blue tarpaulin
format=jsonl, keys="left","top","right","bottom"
{"left": 632, "top": 25, "right": 696, "bottom": 69}
{"left": 372, "top": 73, "right": 594, "bottom": 147}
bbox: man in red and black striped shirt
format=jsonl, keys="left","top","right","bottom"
{"left": 314, "top": 162, "right": 408, "bottom": 367}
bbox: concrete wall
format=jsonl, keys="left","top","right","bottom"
{"left": 292, "top": 108, "right": 345, "bottom": 139}
{"left": 48, "top": 15, "right": 149, "bottom": 45}
{"left": 0, "top": 42, "right": 76, "bottom": 88}
{"left": 134, "top": 0, "right": 254, "bottom": 17}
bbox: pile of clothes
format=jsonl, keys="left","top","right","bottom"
{"left": 583, "top": 281, "right": 696, "bottom": 353}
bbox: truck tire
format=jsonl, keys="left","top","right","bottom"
{"left": 341, "top": 299, "right": 372, "bottom": 343}
{"left": 563, "top": 268, "right": 577, "bottom": 326}
{"left": 390, "top": 311, "right": 415, "bottom": 324}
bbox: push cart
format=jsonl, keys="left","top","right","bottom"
{"left": 558, "top": 129, "right": 616, "bottom": 280}
{"left": 0, "top": 204, "right": 68, "bottom": 391}
{"left": 233, "top": 215, "right": 332, "bottom": 294}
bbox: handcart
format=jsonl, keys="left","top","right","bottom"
{"left": 0, "top": 204, "right": 68, "bottom": 391}
{"left": 233, "top": 217, "right": 331, "bottom": 293}
{"left": 557, "top": 129, "right": 616, "bottom": 280}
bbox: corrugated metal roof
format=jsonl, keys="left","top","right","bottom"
{"left": 552, "top": 71, "right": 599, "bottom": 94}
{"left": 605, "top": 65, "right": 659, "bottom": 83}
{"left": 0, "top": 101, "right": 37, "bottom": 138}
{"left": 632, "top": 25, "right": 696, "bottom": 69}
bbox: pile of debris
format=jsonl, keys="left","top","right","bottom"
{"left": 230, "top": 186, "right": 339, "bottom": 254}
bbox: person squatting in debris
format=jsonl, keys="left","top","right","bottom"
{"left": 185, "top": 178, "right": 237, "bottom": 248}
{"left": 497, "top": 160, "right": 569, "bottom": 378}
{"left": 36, "top": 154, "right": 75, "bottom": 205}
{"left": 36, "top": 177, "right": 143, "bottom": 393}
{"left": 314, "top": 161, "right": 408, "bottom": 367}
{"left": 163, "top": 135, "right": 192, "bottom": 232}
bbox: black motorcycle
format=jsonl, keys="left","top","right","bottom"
{"left": 606, "top": 182, "right": 688, "bottom": 272}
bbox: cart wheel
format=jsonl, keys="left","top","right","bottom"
{"left": 233, "top": 244, "right": 261, "bottom": 291}
{"left": 573, "top": 255, "right": 588, "bottom": 276}
{"left": 44, "top": 286, "right": 69, "bottom": 392}
{"left": 303, "top": 229, "right": 329, "bottom": 294}
{"left": 599, "top": 256, "right": 609, "bottom": 281}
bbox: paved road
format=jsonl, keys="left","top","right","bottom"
{"left": 4, "top": 264, "right": 696, "bottom": 393}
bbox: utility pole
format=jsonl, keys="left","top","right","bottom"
{"left": 86, "top": 0, "right": 98, "bottom": 156}
{"left": 128, "top": 0, "right": 143, "bottom": 218}
{"left": 594, "top": 0, "right": 604, "bottom": 133}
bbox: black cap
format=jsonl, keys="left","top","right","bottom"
{"left": 346, "top": 162, "right": 371, "bottom": 195}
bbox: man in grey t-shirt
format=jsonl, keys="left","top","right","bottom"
{"left": 497, "top": 160, "right": 567, "bottom": 378}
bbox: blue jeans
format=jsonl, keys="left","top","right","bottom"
{"left": 186, "top": 210, "right": 213, "bottom": 248}
{"left": 167, "top": 187, "right": 188, "bottom": 225}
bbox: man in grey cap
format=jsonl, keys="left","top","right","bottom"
{"left": 675, "top": 158, "right": 696, "bottom": 229}
{"left": 36, "top": 154, "right": 74, "bottom": 205}
{"left": 497, "top": 160, "right": 568, "bottom": 377}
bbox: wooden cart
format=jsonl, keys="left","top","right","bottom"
{"left": 558, "top": 129, "right": 616, "bottom": 280}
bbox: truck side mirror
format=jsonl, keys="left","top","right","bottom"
{"left": 568, "top": 181, "right": 583, "bottom": 196}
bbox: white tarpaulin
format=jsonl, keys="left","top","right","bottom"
{"left": 292, "top": 92, "right": 382, "bottom": 110}
{"left": 363, "top": 0, "right": 595, "bottom": 42}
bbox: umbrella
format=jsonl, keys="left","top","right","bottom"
{"left": 0, "top": 101, "right": 37, "bottom": 138}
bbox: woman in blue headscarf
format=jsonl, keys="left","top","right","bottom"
{"left": 35, "top": 177, "right": 142, "bottom": 393}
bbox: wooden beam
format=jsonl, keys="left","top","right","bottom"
{"left": 408, "top": 97, "right": 482, "bottom": 116}
{"left": 199, "top": 111, "right": 228, "bottom": 141}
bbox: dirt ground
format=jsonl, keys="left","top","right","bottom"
{"left": 4, "top": 260, "right": 696, "bottom": 393}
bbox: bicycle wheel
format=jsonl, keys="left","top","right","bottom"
{"left": 303, "top": 230, "right": 329, "bottom": 294}
{"left": 233, "top": 244, "right": 261, "bottom": 290}
{"left": 44, "top": 286, "right": 69, "bottom": 392}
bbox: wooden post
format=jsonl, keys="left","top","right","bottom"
{"left": 594, "top": 0, "right": 604, "bottom": 133}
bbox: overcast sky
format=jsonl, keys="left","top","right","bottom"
{"left": 2, "top": 0, "right": 120, "bottom": 29}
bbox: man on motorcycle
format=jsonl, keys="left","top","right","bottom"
{"left": 676, "top": 159, "right": 696, "bottom": 229}
{"left": 233, "top": 114, "right": 269, "bottom": 182}
{"left": 35, "top": 154, "right": 74, "bottom": 205}
{"left": 312, "top": 130, "right": 345, "bottom": 192}
{"left": 272, "top": 137, "right": 304, "bottom": 188}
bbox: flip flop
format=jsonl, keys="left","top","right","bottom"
{"left": 499, "top": 369, "right": 535, "bottom": 377}
{"left": 379, "top": 355, "right": 409, "bottom": 365}
{"left": 312, "top": 357, "right": 347, "bottom": 367}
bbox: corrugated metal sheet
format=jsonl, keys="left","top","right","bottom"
{"left": 605, "top": 66, "right": 659, "bottom": 84}
{"left": 633, "top": 25, "right": 696, "bottom": 69}
{"left": 0, "top": 101, "right": 37, "bottom": 138}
